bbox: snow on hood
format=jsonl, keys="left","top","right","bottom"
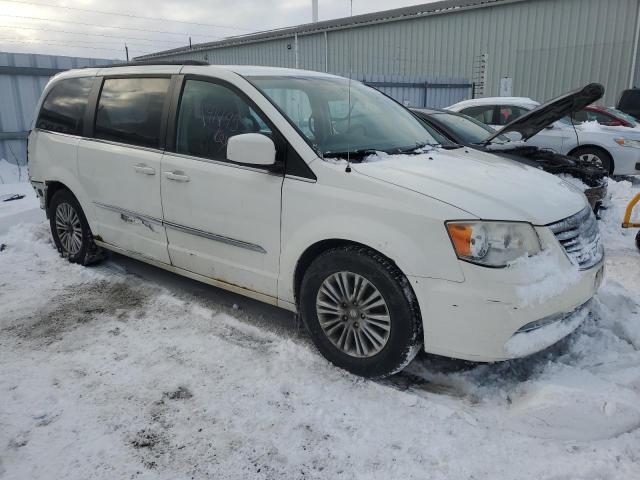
{"left": 352, "top": 148, "right": 588, "bottom": 225}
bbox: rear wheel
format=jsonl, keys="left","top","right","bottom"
{"left": 572, "top": 146, "right": 613, "bottom": 174}
{"left": 299, "top": 245, "right": 422, "bottom": 378}
{"left": 48, "top": 189, "right": 103, "bottom": 265}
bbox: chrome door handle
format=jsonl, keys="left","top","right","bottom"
{"left": 133, "top": 163, "right": 156, "bottom": 175}
{"left": 165, "top": 171, "right": 190, "bottom": 182}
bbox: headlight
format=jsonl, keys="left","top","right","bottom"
{"left": 614, "top": 138, "right": 640, "bottom": 149}
{"left": 445, "top": 221, "right": 541, "bottom": 267}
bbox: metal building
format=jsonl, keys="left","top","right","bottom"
{"left": 137, "top": 0, "right": 640, "bottom": 107}
{"left": 0, "top": 51, "right": 116, "bottom": 167}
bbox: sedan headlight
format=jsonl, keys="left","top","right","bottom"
{"left": 614, "top": 138, "right": 640, "bottom": 149}
{"left": 445, "top": 221, "right": 541, "bottom": 267}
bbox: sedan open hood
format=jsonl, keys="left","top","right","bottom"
{"left": 485, "top": 83, "right": 604, "bottom": 143}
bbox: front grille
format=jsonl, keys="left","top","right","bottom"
{"left": 548, "top": 206, "right": 603, "bottom": 270}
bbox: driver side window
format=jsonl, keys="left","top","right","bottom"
{"left": 176, "top": 80, "right": 272, "bottom": 161}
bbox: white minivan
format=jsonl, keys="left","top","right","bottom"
{"left": 29, "top": 62, "right": 604, "bottom": 377}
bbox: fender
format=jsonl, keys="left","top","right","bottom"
{"left": 278, "top": 166, "right": 469, "bottom": 305}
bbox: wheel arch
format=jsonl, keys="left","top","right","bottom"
{"left": 292, "top": 238, "right": 419, "bottom": 309}
{"left": 568, "top": 144, "right": 615, "bottom": 173}
{"left": 45, "top": 180, "right": 73, "bottom": 212}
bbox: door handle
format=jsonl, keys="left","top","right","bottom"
{"left": 164, "top": 171, "right": 190, "bottom": 182}
{"left": 133, "top": 163, "right": 156, "bottom": 175}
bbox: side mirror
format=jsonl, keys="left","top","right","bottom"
{"left": 227, "top": 133, "right": 276, "bottom": 166}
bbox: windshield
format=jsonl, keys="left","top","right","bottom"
{"left": 248, "top": 76, "right": 438, "bottom": 157}
{"left": 433, "top": 112, "right": 510, "bottom": 144}
{"left": 604, "top": 107, "right": 638, "bottom": 126}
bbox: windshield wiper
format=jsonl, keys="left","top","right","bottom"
{"left": 322, "top": 149, "right": 378, "bottom": 160}
{"left": 392, "top": 142, "right": 437, "bottom": 154}
{"left": 439, "top": 143, "right": 464, "bottom": 150}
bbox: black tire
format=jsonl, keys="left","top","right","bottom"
{"left": 571, "top": 146, "right": 613, "bottom": 174}
{"left": 636, "top": 231, "right": 640, "bottom": 252}
{"left": 48, "top": 189, "right": 103, "bottom": 265}
{"left": 299, "top": 245, "right": 422, "bottom": 378}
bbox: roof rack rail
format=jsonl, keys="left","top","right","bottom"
{"left": 84, "top": 60, "right": 209, "bottom": 69}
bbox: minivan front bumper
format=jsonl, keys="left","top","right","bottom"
{"left": 409, "top": 255, "right": 604, "bottom": 362}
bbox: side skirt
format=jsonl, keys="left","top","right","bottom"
{"left": 94, "top": 239, "right": 297, "bottom": 313}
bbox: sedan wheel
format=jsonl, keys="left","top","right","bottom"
{"left": 316, "top": 271, "right": 391, "bottom": 358}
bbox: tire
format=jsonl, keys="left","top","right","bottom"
{"left": 571, "top": 146, "right": 613, "bottom": 174}
{"left": 636, "top": 231, "right": 640, "bottom": 252}
{"left": 48, "top": 189, "right": 103, "bottom": 265}
{"left": 299, "top": 245, "right": 423, "bottom": 378}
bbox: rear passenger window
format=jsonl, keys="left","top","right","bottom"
{"left": 460, "top": 106, "right": 495, "bottom": 125}
{"left": 36, "top": 77, "right": 93, "bottom": 135}
{"left": 95, "top": 77, "right": 170, "bottom": 149}
{"left": 176, "top": 80, "right": 272, "bottom": 161}
{"left": 496, "top": 106, "right": 529, "bottom": 126}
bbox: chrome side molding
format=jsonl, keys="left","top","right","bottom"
{"left": 94, "top": 202, "right": 266, "bottom": 253}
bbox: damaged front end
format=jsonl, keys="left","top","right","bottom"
{"left": 492, "top": 145, "right": 607, "bottom": 212}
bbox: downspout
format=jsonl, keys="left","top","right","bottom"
{"left": 294, "top": 33, "right": 299, "bottom": 69}
{"left": 629, "top": 0, "right": 640, "bottom": 88}
{"left": 324, "top": 31, "right": 328, "bottom": 72}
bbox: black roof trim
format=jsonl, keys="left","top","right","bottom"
{"left": 136, "top": 0, "right": 527, "bottom": 60}
{"left": 85, "top": 60, "right": 209, "bottom": 69}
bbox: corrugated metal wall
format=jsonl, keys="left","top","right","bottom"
{"left": 0, "top": 51, "right": 116, "bottom": 166}
{"left": 149, "top": 0, "right": 640, "bottom": 106}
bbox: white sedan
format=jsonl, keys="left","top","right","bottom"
{"left": 448, "top": 96, "right": 640, "bottom": 175}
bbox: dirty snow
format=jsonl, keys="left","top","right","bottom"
{"left": 1, "top": 177, "right": 640, "bottom": 479}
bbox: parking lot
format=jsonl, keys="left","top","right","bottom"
{"left": 1, "top": 173, "right": 639, "bottom": 479}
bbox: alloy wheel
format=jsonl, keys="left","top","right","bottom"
{"left": 316, "top": 271, "right": 391, "bottom": 358}
{"left": 55, "top": 202, "right": 83, "bottom": 256}
{"left": 579, "top": 153, "right": 602, "bottom": 167}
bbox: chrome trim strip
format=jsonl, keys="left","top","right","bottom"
{"left": 85, "top": 137, "right": 165, "bottom": 154}
{"left": 34, "top": 128, "right": 83, "bottom": 140}
{"left": 93, "top": 202, "right": 266, "bottom": 253}
{"left": 164, "top": 151, "right": 275, "bottom": 175}
{"left": 285, "top": 174, "right": 317, "bottom": 183}
{"left": 94, "top": 202, "right": 163, "bottom": 225}
{"left": 163, "top": 221, "right": 267, "bottom": 253}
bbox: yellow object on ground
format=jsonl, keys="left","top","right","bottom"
{"left": 622, "top": 193, "right": 640, "bottom": 228}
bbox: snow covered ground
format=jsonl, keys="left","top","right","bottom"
{"left": 1, "top": 167, "right": 640, "bottom": 479}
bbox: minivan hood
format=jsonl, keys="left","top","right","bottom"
{"left": 486, "top": 83, "right": 605, "bottom": 142}
{"left": 353, "top": 148, "right": 587, "bottom": 225}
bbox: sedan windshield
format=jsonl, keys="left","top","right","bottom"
{"left": 604, "top": 107, "right": 638, "bottom": 126}
{"left": 248, "top": 76, "right": 438, "bottom": 157}
{"left": 433, "top": 112, "right": 510, "bottom": 144}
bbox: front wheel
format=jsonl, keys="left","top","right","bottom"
{"left": 572, "top": 146, "right": 613, "bottom": 174}
{"left": 299, "top": 246, "right": 423, "bottom": 378}
{"left": 48, "top": 189, "right": 103, "bottom": 265}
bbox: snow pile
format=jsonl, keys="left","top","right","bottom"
{"left": 0, "top": 158, "right": 28, "bottom": 184}
{"left": 557, "top": 173, "right": 589, "bottom": 192}
{"left": 599, "top": 177, "right": 640, "bottom": 251}
{"left": 504, "top": 306, "right": 589, "bottom": 357}
{"left": 0, "top": 164, "right": 42, "bottom": 234}
{"left": 510, "top": 249, "right": 581, "bottom": 306}
{"left": 578, "top": 120, "right": 602, "bottom": 132}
